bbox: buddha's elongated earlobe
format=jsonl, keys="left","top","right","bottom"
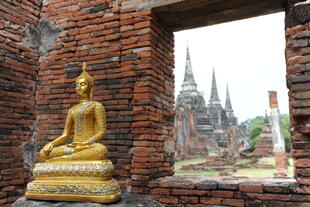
{"left": 90, "top": 88, "right": 94, "bottom": 98}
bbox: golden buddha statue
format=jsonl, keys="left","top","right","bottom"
{"left": 25, "top": 63, "right": 121, "bottom": 203}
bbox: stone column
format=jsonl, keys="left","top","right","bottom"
{"left": 268, "top": 91, "right": 288, "bottom": 177}
{"left": 227, "top": 125, "right": 240, "bottom": 160}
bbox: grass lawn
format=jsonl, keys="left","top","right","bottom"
{"left": 174, "top": 157, "right": 206, "bottom": 171}
{"left": 258, "top": 157, "right": 275, "bottom": 165}
{"left": 232, "top": 168, "right": 277, "bottom": 177}
{"left": 236, "top": 158, "right": 251, "bottom": 164}
{"left": 174, "top": 157, "right": 219, "bottom": 176}
{"left": 175, "top": 157, "right": 294, "bottom": 177}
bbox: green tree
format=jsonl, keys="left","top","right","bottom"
{"left": 281, "top": 114, "right": 291, "bottom": 151}
{"left": 247, "top": 116, "right": 264, "bottom": 149}
{"left": 245, "top": 114, "right": 291, "bottom": 151}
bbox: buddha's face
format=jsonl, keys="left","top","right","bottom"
{"left": 76, "top": 78, "right": 89, "bottom": 97}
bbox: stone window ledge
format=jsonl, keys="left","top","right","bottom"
{"left": 148, "top": 176, "right": 297, "bottom": 194}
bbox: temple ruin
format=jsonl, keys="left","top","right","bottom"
{"left": 175, "top": 47, "right": 242, "bottom": 158}
{"left": 251, "top": 113, "right": 274, "bottom": 157}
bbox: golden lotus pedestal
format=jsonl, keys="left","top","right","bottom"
{"left": 25, "top": 160, "right": 121, "bottom": 203}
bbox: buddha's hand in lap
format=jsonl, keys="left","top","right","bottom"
{"left": 42, "top": 143, "right": 54, "bottom": 155}
{"left": 67, "top": 141, "right": 94, "bottom": 150}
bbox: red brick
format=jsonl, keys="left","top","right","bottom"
{"left": 295, "top": 158, "right": 310, "bottom": 167}
{"left": 179, "top": 196, "right": 199, "bottom": 204}
{"left": 222, "top": 198, "right": 245, "bottom": 207}
{"left": 157, "top": 182, "right": 196, "bottom": 189}
{"left": 150, "top": 188, "right": 170, "bottom": 195}
{"left": 171, "top": 189, "right": 209, "bottom": 196}
{"left": 239, "top": 183, "right": 263, "bottom": 193}
{"left": 158, "top": 196, "right": 178, "bottom": 204}
{"left": 130, "top": 187, "right": 150, "bottom": 194}
{"left": 120, "top": 13, "right": 133, "bottom": 20}
{"left": 245, "top": 200, "right": 262, "bottom": 207}
{"left": 133, "top": 10, "right": 152, "bottom": 17}
{"left": 291, "top": 194, "right": 310, "bottom": 202}
{"left": 297, "top": 178, "right": 310, "bottom": 185}
{"left": 131, "top": 168, "right": 158, "bottom": 174}
{"left": 134, "top": 21, "right": 151, "bottom": 29}
{"left": 200, "top": 197, "right": 223, "bottom": 205}
{"left": 257, "top": 193, "right": 291, "bottom": 201}
{"left": 0, "top": 198, "right": 8, "bottom": 205}
{"left": 211, "top": 190, "right": 234, "bottom": 198}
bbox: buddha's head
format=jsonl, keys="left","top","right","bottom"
{"left": 76, "top": 62, "right": 94, "bottom": 98}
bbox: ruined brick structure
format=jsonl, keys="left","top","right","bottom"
{"left": 175, "top": 47, "right": 240, "bottom": 158}
{"left": 251, "top": 114, "right": 274, "bottom": 157}
{"left": 2, "top": 0, "right": 310, "bottom": 206}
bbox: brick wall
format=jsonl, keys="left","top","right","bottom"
{"left": 286, "top": 0, "right": 310, "bottom": 188}
{"left": 119, "top": 7, "right": 175, "bottom": 190}
{"left": 286, "top": 20, "right": 310, "bottom": 187}
{"left": 37, "top": 0, "right": 175, "bottom": 191}
{"left": 145, "top": 176, "right": 310, "bottom": 207}
{"left": 0, "top": 0, "right": 40, "bottom": 206}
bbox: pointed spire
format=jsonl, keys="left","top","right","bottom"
{"left": 181, "top": 46, "right": 197, "bottom": 92}
{"left": 225, "top": 84, "right": 233, "bottom": 112}
{"left": 209, "top": 69, "right": 220, "bottom": 104}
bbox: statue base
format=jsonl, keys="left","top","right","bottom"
{"left": 12, "top": 193, "right": 164, "bottom": 207}
{"left": 26, "top": 192, "right": 120, "bottom": 203}
{"left": 26, "top": 160, "right": 121, "bottom": 203}
{"left": 26, "top": 189, "right": 121, "bottom": 203}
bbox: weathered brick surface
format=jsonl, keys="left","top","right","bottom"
{"left": 120, "top": 8, "right": 175, "bottom": 188}
{"left": 37, "top": 0, "right": 175, "bottom": 192}
{"left": 0, "top": 0, "right": 40, "bottom": 206}
{"left": 145, "top": 176, "right": 304, "bottom": 207}
{"left": 286, "top": 9, "right": 310, "bottom": 188}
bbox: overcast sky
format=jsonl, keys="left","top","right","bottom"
{"left": 174, "top": 12, "right": 288, "bottom": 122}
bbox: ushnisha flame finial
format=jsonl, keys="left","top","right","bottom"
{"left": 82, "top": 62, "right": 87, "bottom": 72}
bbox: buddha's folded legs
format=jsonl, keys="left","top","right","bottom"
{"left": 39, "top": 143, "right": 107, "bottom": 161}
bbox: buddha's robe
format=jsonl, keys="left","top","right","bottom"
{"left": 40, "top": 101, "right": 107, "bottom": 161}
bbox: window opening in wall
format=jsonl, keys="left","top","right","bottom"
{"left": 173, "top": 12, "right": 293, "bottom": 178}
